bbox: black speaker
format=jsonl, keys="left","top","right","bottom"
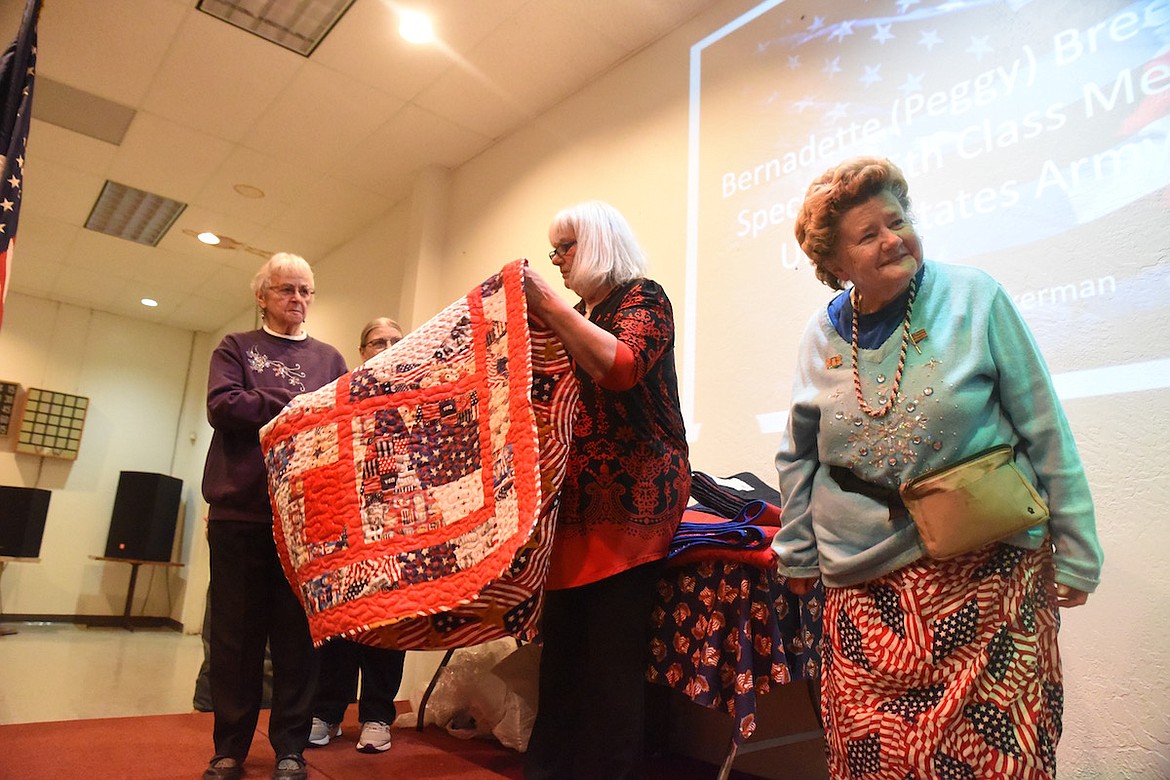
{"left": 0, "top": 486, "right": 51, "bottom": 557}
{"left": 104, "top": 471, "right": 182, "bottom": 562}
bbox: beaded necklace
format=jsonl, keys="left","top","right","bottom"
{"left": 850, "top": 275, "right": 918, "bottom": 418}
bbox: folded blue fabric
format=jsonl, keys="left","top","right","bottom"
{"left": 669, "top": 500, "right": 773, "bottom": 556}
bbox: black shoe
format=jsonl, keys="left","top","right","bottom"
{"left": 272, "top": 753, "right": 308, "bottom": 780}
{"left": 202, "top": 756, "right": 243, "bottom": 780}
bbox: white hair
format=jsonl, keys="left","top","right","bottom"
{"left": 550, "top": 201, "right": 647, "bottom": 300}
{"left": 251, "top": 252, "right": 314, "bottom": 296}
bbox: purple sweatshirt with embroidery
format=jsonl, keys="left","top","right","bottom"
{"left": 202, "top": 329, "right": 347, "bottom": 523}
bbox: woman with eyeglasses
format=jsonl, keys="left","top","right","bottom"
{"left": 201, "top": 252, "right": 348, "bottom": 780}
{"left": 357, "top": 317, "right": 404, "bottom": 361}
{"left": 522, "top": 201, "right": 690, "bottom": 780}
{"left": 307, "top": 315, "right": 407, "bottom": 756}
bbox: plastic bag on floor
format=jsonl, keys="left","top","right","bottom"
{"left": 396, "top": 638, "right": 516, "bottom": 732}
{"left": 394, "top": 638, "right": 540, "bottom": 753}
{"left": 485, "top": 641, "right": 540, "bottom": 752}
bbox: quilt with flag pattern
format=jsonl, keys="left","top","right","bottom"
{"left": 260, "top": 260, "right": 577, "bottom": 649}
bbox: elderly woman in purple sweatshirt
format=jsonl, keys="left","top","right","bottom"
{"left": 200, "top": 252, "right": 347, "bottom": 780}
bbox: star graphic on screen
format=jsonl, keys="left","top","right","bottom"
{"left": 872, "top": 23, "right": 894, "bottom": 44}
{"left": 826, "top": 103, "right": 850, "bottom": 122}
{"left": 787, "top": 54, "right": 801, "bottom": 69}
{"left": 918, "top": 30, "right": 943, "bottom": 51}
{"left": 829, "top": 20, "right": 855, "bottom": 43}
{"left": 807, "top": 16, "right": 825, "bottom": 32}
{"left": 897, "top": 0, "right": 922, "bottom": 12}
{"left": 967, "top": 35, "right": 994, "bottom": 60}
{"left": 793, "top": 96, "right": 816, "bottom": 112}
{"left": 860, "top": 64, "right": 882, "bottom": 87}
{"left": 823, "top": 57, "right": 842, "bottom": 77}
{"left": 899, "top": 73, "right": 925, "bottom": 94}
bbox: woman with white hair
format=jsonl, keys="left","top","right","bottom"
{"left": 201, "top": 252, "right": 347, "bottom": 780}
{"left": 522, "top": 201, "right": 690, "bottom": 780}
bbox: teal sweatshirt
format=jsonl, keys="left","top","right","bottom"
{"left": 772, "top": 261, "right": 1103, "bottom": 592}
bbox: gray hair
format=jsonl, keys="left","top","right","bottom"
{"left": 360, "top": 316, "right": 404, "bottom": 348}
{"left": 250, "top": 252, "right": 315, "bottom": 296}
{"left": 550, "top": 201, "right": 647, "bottom": 300}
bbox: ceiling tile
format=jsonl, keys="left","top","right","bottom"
{"left": 35, "top": 0, "right": 189, "bottom": 105}
{"left": 9, "top": 213, "right": 80, "bottom": 268}
{"left": 26, "top": 119, "right": 119, "bottom": 178}
{"left": 62, "top": 230, "right": 156, "bottom": 278}
{"left": 161, "top": 293, "right": 253, "bottom": 333}
{"left": 191, "top": 263, "right": 257, "bottom": 306}
{"left": 106, "top": 113, "right": 235, "bottom": 202}
{"left": 190, "top": 146, "right": 323, "bottom": 226}
{"left": 21, "top": 156, "right": 107, "bottom": 224}
{"left": 266, "top": 176, "right": 392, "bottom": 259}
{"left": 241, "top": 62, "right": 405, "bottom": 173}
{"left": 49, "top": 264, "right": 133, "bottom": 312}
{"left": 334, "top": 105, "right": 491, "bottom": 199}
{"left": 310, "top": 0, "right": 447, "bottom": 102}
{"left": 570, "top": 0, "right": 713, "bottom": 51}
{"left": 142, "top": 10, "right": 305, "bottom": 143}
{"left": 7, "top": 253, "right": 64, "bottom": 299}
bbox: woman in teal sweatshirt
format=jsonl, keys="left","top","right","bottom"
{"left": 772, "top": 157, "right": 1103, "bottom": 780}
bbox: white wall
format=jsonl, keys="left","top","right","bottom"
{"left": 0, "top": 292, "right": 199, "bottom": 619}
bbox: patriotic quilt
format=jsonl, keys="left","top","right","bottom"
{"left": 260, "top": 260, "right": 578, "bottom": 648}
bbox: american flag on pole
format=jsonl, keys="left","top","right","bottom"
{"left": 0, "top": 0, "right": 41, "bottom": 331}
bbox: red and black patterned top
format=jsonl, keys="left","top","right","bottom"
{"left": 545, "top": 278, "right": 691, "bottom": 590}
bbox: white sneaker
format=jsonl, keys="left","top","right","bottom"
{"left": 308, "top": 717, "right": 341, "bottom": 747}
{"left": 356, "top": 721, "right": 392, "bottom": 753}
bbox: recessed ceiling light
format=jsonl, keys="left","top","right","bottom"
{"left": 197, "top": 232, "right": 221, "bottom": 245}
{"left": 141, "top": 298, "right": 159, "bottom": 307}
{"left": 399, "top": 9, "right": 434, "bottom": 44}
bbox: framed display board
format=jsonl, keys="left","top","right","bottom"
{"left": 14, "top": 388, "right": 89, "bottom": 460}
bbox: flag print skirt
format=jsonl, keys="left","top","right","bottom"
{"left": 821, "top": 542, "right": 1062, "bottom": 780}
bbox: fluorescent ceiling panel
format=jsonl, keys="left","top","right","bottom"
{"left": 84, "top": 181, "right": 187, "bottom": 246}
{"left": 197, "top": 0, "right": 358, "bottom": 56}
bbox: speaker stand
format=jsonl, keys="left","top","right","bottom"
{"left": 87, "top": 556, "right": 183, "bottom": 631}
{"left": 0, "top": 557, "right": 42, "bottom": 636}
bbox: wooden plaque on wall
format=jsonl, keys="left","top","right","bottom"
{"left": 14, "top": 387, "right": 90, "bottom": 460}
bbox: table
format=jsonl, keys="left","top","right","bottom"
{"left": 647, "top": 558, "right": 825, "bottom": 779}
{"left": 0, "top": 556, "right": 41, "bottom": 636}
{"left": 88, "top": 555, "right": 183, "bottom": 630}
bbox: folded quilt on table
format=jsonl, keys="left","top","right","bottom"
{"left": 668, "top": 501, "right": 781, "bottom": 568}
{"left": 259, "top": 260, "right": 578, "bottom": 649}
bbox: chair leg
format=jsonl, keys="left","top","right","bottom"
{"left": 415, "top": 647, "right": 457, "bottom": 732}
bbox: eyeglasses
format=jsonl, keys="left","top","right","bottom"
{"left": 362, "top": 337, "right": 400, "bottom": 351}
{"left": 548, "top": 240, "right": 576, "bottom": 260}
{"left": 270, "top": 284, "right": 315, "bottom": 298}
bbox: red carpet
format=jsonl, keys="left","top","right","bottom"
{"left": 0, "top": 709, "right": 765, "bottom": 780}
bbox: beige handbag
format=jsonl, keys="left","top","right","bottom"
{"left": 899, "top": 445, "right": 1049, "bottom": 560}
